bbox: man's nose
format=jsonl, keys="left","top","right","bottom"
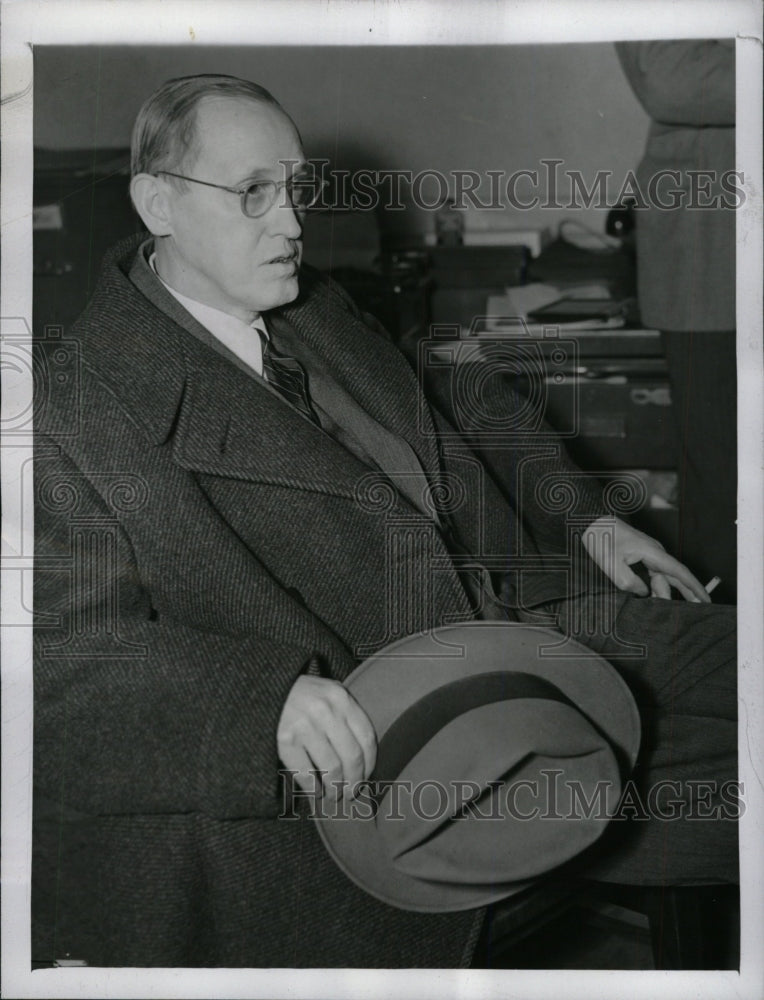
{"left": 271, "top": 198, "right": 303, "bottom": 239}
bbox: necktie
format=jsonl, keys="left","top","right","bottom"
{"left": 257, "top": 327, "right": 320, "bottom": 425}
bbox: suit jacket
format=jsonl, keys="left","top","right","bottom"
{"left": 615, "top": 40, "right": 736, "bottom": 332}
{"left": 33, "top": 234, "right": 605, "bottom": 967}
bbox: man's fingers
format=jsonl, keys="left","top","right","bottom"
{"left": 322, "top": 716, "right": 369, "bottom": 794}
{"left": 648, "top": 571, "right": 672, "bottom": 600}
{"left": 642, "top": 549, "right": 710, "bottom": 602}
{"left": 314, "top": 685, "right": 376, "bottom": 792}
{"left": 301, "top": 733, "right": 345, "bottom": 798}
{"left": 664, "top": 574, "right": 709, "bottom": 603}
{"left": 584, "top": 516, "right": 713, "bottom": 603}
{"left": 344, "top": 697, "right": 377, "bottom": 784}
{"left": 277, "top": 675, "right": 378, "bottom": 800}
{"left": 616, "top": 562, "right": 650, "bottom": 596}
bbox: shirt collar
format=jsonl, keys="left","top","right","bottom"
{"left": 148, "top": 250, "right": 269, "bottom": 340}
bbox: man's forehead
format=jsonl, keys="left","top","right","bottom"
{"left": 192, "top": 94, "right": 304, "bottom": 177}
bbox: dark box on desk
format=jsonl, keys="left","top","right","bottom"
{"left": 429, "top": 245, "right": 527, "bottom": 288}
{"left": 429, "top": 245, "right": 527, "bottom": 327}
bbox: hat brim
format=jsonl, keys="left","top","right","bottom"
{"left": 314, "top": 622, "right": 640, "bottom": 913}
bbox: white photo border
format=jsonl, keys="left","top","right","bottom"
{"left": 2, "top": 1, "right": 762, "bottom": 998}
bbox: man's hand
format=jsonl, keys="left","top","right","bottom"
{"left": 277, "top": 675, "right": 377, "bottom": 799}
{"left": 582, "top": 516, "right": 711, "bottom": 603}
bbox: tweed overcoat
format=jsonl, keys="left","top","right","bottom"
{"left": 32, "top": 235, "right": 605, "bottom": 967}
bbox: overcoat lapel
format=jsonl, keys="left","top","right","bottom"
{"left": 84, "top": 236, "right": 443, "bottom": 508}
{"left": 278, "top": 274, "right": 443, "bottom": 480}
{"left": 170, "top": 330, "right": 387, "bottom": 502}
{"left": 82, "top": 237, "right": 438, "bottom": 512}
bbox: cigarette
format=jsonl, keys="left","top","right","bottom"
{"left": 705, "top": 576, "right": 722, "bottom": 594}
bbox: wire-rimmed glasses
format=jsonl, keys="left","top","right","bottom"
{"left": 154, "top": 168, "right": 328, "bottom": 219}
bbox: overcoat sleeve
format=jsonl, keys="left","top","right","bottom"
{"left": 34, "top": 442, "right": 317, "bottom": 821}
{"left": 615, "top": 40, "right": 735, "bottom": 127}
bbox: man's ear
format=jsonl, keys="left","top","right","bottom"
{"left": 130, "top": 173, "right": 175, "bottom": 236}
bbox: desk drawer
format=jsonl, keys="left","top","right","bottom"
{"left": 542, "top": 380, "right": 677, "bottom": 470}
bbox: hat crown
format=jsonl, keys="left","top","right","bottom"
{"left": 314, "top": 623, "right": 641, "bottom": 913}
{"left": 375, "top": 695, "right": 622, "bottom": 884}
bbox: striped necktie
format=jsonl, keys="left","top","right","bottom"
{"left": 257, "top": 326, "right": 320, "bottom": 425}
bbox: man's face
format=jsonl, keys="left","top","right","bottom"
{"left": 159, "top": 95, "right": 306, "bottom": 318}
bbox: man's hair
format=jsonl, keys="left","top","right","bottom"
{"left": 130, "top": 74, "right": 286, "bottom": 180}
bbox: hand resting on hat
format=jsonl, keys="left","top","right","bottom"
{"left": 583, "top": 515, "right": 710, "bottom": 603}
{"left": 277, "top": 675, "right": 378, "bottom": 799}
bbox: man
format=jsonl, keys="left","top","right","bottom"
{"left": 33, "top": 74, "right": 737, "bottom": 968}
{"left": 616, "top": 39, "right": 737, "bottom": 604}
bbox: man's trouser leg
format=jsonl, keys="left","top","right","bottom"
{"left": 517, "top": 591, "right": 738, "bottom": 885}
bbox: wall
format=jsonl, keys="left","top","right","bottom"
{"left": 34, "top": 43, "right": 650, "bottom": 240}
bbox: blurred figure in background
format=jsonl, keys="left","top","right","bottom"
{"left": 616, "top": 39, "right": 737, "bottom": 604}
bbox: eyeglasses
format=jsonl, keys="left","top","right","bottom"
{"left": 155, "top": 169, "right": 328, "bottom": 219}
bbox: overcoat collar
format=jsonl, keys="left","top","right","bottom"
{"left": 73, "top": 235, "right": 441, "bottom": 500}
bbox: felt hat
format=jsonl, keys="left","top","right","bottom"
{"left": 313, "top": 622, "right": 640, "bottom": 912}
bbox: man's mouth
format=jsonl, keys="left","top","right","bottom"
{"left": 267, "top": 253, "right": 298, "bottom": 265}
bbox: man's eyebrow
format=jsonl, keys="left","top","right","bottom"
{"left": 235, "top": 160, "right": 310, "bottom": 185}
{"left": 281, "top": 159, "right": 309, "bottom": 175}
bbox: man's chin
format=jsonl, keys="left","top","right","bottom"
{"left": 264, "top": 273, "right": 301, "bottom": 310}
{"left": 262, "top": 274, "right": 300, "bottom": 311}
{"left": 240, "top": 268, "right": 302, "bottom": 313}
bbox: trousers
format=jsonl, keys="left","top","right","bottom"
{"left": 514, "top": 590, "right": 738, "bottom": 886}
{"left": 662, "top": 330, "right": 737, "bottom": 604}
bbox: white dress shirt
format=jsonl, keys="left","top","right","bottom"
{"left": 149, "top": 252, "right": 267, "bottom": 377}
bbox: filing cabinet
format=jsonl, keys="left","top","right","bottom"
{"left": 34, "top": 148, "right": 144, "bottom": 337}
